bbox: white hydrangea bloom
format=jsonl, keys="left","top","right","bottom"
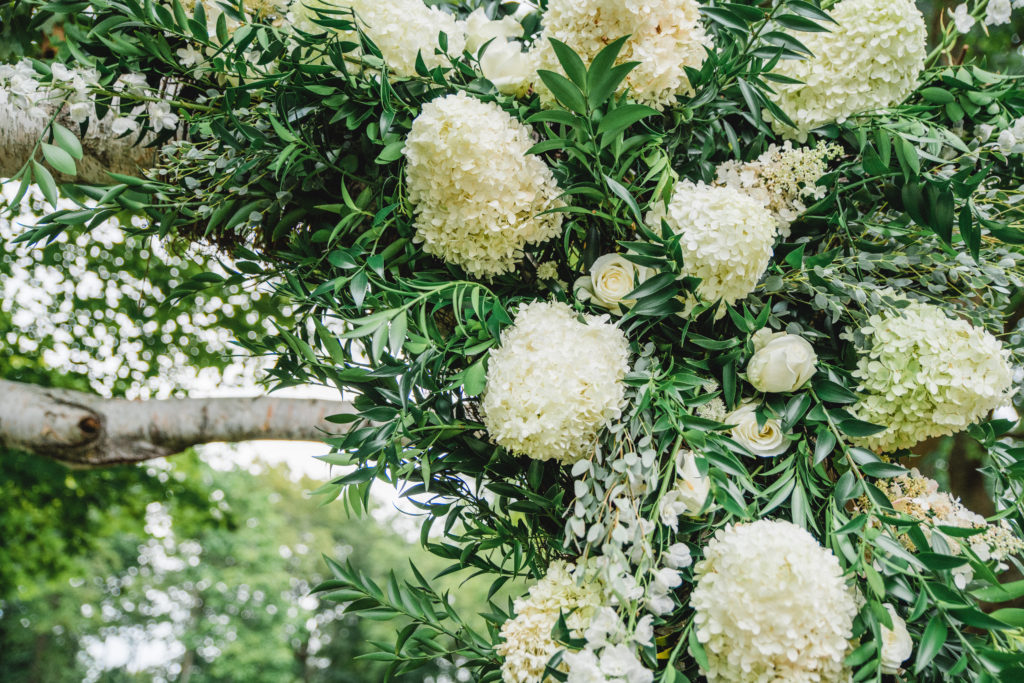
{"left": 292, "top": 0, "right": 466, "bottom": 76}
{"left": 404, "top": 93, "right": 565, "bottom": 278}
{"left": 850, "top": 301, "right": 1013, "bottom": 451}
{"left": 714, "top": 142, "right": 842, "bottom": 237}
{"left": 482, "top": 301, "right": 630, "bottom": 463}
{"left": 645, "top": 181, "right": 777, "bottom": 308}
{"left": 768, "top": 0, "right": 927, "bottom": 140}
{"left": 692, "top": 520, "right": 858, "bottom": 683}
{"left": 531, "top": 0, "right": 712, "bottom": 109}
{"left": 498, "top": 560, "right": 605, "bottom": 683}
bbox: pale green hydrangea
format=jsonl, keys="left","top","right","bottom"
{"left": 851, "top": 301, "right": 1013, "bottom": 452}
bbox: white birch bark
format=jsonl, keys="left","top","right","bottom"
{"left": 0, "top": 379, "right": 356, "bottom": 467}
{"left": 0, "top": 102, "right": 156, "bottom": 183}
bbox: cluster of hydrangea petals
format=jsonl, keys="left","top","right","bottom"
{"left": 863, "top": 470, "right": 1024, "bottom": 565}
{"left": 714, "top": 142, "right": 842, "bottom": 237}
{"left": 482, "top": 301, "right": 630, "bottom": 463}
{"left": 403, "top": 92, "right": 565, "bottom": 278}
{"left": 530, "top": 0, "right": 712, "bottom": 109}
{"left": 691, "top": 520, "right": 858, "bottom": 683}
{"left": 768, "top": 0, "right": 927, "bottom": 140}
{"left": 292, "top": 0, "right": 465, "bottom": 76}
{"left": 645, "top": 181, "right": 777, "bottom": 308}
{"left": 497, "top": 560, "right": 605, "bottom": 683}
{"left": 850, "top": 301, "right": 1013, "bottom": 452}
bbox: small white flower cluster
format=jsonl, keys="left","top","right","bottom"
{"left": 0, "top": 59, "right": 98, "bottom": 124}
{"left": 864, "top": 470, "right": 1024, "bottom": 587}
{"left": 482, "top": 301, "right": 629, "bottom": 463}
{"left": 714, "top": 142, "right": 842, "bottom": 237}
{"left": 646, "top": 181, "right": 777, "bottom": 309}
{"left": 403, "top": 93, "right": 565, "bottom": 278}
{"left": 292, "top": 0, "right": 466, "bottom": 76}
{"left": 497, "top": 560, "right": 605, "bottom": 683}
{"left": 850, "top": 301, "right": 1013, "bottom": 452}
{"left": 983, "top": 0, "right": 1024, "bottom": 26}
{"left": 692, "top": 520, "right": 858, "bottom": 683}
{"left": 563, "top": 607, "right": 654, "bottom": 683}
{"left": 768, "top": 0, "right": 927, "bottom": 140}
{"left": 993, "top": 117, "right": 1024, "bottom": 154}
{"left": 531, "top": 0, "right": 712, "bottom": 109}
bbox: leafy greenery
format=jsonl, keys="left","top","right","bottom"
{"left": 4, "top": 0, "right": 1024, "bottom": 681}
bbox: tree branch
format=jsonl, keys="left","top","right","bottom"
{"left": 0, "top": 102, "right": 156, "bottom": 183}
{"left": 0, "top": 379, "right": 354, "bottom": 467}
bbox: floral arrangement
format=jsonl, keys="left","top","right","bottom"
{"left": 7, "top": 0, "right": 1024, "bottom": 680}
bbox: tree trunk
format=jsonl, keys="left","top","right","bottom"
{"left": 0, "top": 379, "right": 356, "bottom": 467}
{"left": 0, "top": 102, "right": 156, "bottom": 183}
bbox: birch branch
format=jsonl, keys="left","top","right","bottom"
{"left": 0, "top": 379, "right": 355, "bottom": 467}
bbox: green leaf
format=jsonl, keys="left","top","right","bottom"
{"left": 774, "top": 13, "right": 830, "bottom": 32}
{"left": 32, "top": 160, "right": 59, "bottom": 207}
{"left": 463, "top": 359, "right": 487, "bottom": 397}
{"left": 837, "top": 418, "right": 887, "bottom": 438}
{"left": 813, "top": 379, "right": 857, "bottom": 404}
{"left": 603, "top": 174, "right": 644, "bottom": 224}
{"left": 51, "top": 123, "right": 83, "bottom": 160}
{"left": 859, "top": 461, "right": 907, "bottom": 479}
{"left": 42, "top": 142, "right": 77, "bottom": 176}
{"left": 990, "top": 608, "right": 1024, "bottom": 627}
{"left": 813, "top": 428, "right": 836, "bottom": 465}
{"left": 701, "top": 6, "right": 748, "bottom": 31}
{"left": 596, "top": 104, "right": 659, "bottom": 137}
{"left": 536, "top": 69, "right": 587, "bottom": 114}
{"left": 915, "top": 616, "right": 947, "bottom": 674}
{"left": 547, "top": 39, "right": 587, "bottom": 88}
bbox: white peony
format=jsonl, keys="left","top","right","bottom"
{"left": 482, "top": 301, "right": 630, "bottom": 463}
{"left": 692, "top": 520, "right": 858, "bottom": 682}
{"left": 645, "top": 181, "right": 777, "bottom": 310}
{"left": 725, "top": 402, "right": 789, "bottom": 458}
{"left": 850, "top": 300, "right": 1013, "bottom": 451}
{"left": 879, "top": 604, "right": 913, "bottom": 674}
{"left": 530, "top": 0, "right": 712, "bottom": 109}
{"left": 746, "top": 329, "right": 817, "bottom": 393}
{"left": 768, "top": 0, "right": 927, "bottom": 140}
{"left": 574, "top": 253, "right": 654, "bottom": 316}
{"left": 465, "top": 8, "right": 521, "bottom": 53}
{"left": 479, "top": 40, "right": 535, "bottom": 97}
{"left": 404, "top": 93, "right": 565, "bottom": 278}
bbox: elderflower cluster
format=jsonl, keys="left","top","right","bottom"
{"left": 498, "top": 560, "right": 605, "bottom": 683}
{"left": 482, "top": 301, "right": 629, "bottom": 463}
{"left": 403, "top": 93, "right": 564, "bottom": 278}
{"left": 692, "top": 520, "right": 858, "bottom": 683}
{"left": 0, "top": 59, "right": 98, "bottom": 124}
{"left": 861, "top": 470, "right": 1024, "bottom": 582}
{"left": 645, "top": 182, "right": 777, "bottom": 309}
{"left": 292, "top": 0, "right": 465, "bottom": 76}
{"left": 715, "top": 142, "right": 843, "bottom": 237}
{"left": 850, "top": 301, "right": 1013, "bottom": 452}
{"left": 768, "top": 0, "right": 927, "bottom": 140}
{"left": 531, "top": 0, "right": 712, "bottom": 109}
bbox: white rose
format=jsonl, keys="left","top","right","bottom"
{"left": 726, "top": 402, "right": 789, "bottom": 457}
{"left": 464, "top": 8, "right": 521, "bottom": 53}
{"left": 674, "top": 449, "right": 711, "bottom": 515}
{"left": 879, "top": 604, "right": 913, "bottom": 674}
{"left": 478, "top": 40, "right": 534, "bottom": 97}
{"left": 574, "top": 253, "right": 653, "bottom": 315}
{"left": 746, "top": 330, "right": 817, "bottom": 393}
